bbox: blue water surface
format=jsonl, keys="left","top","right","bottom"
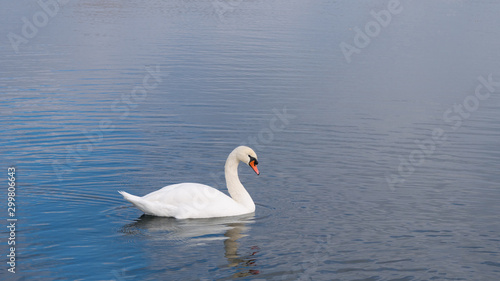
{"left": 1, "top": 0, "right": 500, "bottom": 280}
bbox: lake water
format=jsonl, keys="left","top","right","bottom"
{"left": 2, "top": 0, "right": 500, "bottom": 280}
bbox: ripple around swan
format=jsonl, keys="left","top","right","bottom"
{"left": 3, "top": 1, "right": 500, "bottom": 280}
{"left": 27, "top": 186, "right": 125, "bottom": 207}
{"left": 119, "top": 214, "right": 254, "bottom": 243}
{"left": 109, "top": 201, "right": 274, "bottom": 244}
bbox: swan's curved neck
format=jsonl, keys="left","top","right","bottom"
{"left": 225, "top": 152, "right": 255, "bottom": 212}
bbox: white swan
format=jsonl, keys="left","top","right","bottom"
{"left": 118, "top": 146, "right": 260, "bottom": 219}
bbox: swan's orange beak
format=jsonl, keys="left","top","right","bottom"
{"left": 249, "top": 160, "right": 259, "bottom": 175}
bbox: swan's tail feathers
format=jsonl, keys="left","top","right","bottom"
{"left": 118, "top": 191, "right": 149, "bottom": 214}
{"left": 118, "top": 190, "right": 140, "bottom": 203}
{"left": 118, "top": 190, "right": 175, "bottom": 217}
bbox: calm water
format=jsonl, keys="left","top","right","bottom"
{"left": 2, "top": 0, "right": 500, "bottom": 280}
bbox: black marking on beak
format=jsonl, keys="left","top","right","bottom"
{"left": 248, "top": 155, "right": 258, "bottom": 166}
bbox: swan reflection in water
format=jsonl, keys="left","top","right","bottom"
{"left": 121, "top": 213, "right": 260, "bottom": 278}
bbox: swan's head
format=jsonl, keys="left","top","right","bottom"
{"left": 233, "top": 146, "right": 259, "bottom": 175}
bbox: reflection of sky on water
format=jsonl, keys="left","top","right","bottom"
{"left": 1, "top": 0, "right": 500, "bottom": 280}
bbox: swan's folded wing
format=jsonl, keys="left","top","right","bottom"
{"left": 121, "top": 183, "right": 249, "bottom": 219}
{"left": 144, "top": 183, "right": 246, "bottom": 218}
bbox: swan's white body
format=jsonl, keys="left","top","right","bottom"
{"left": 119, "top": 146, "right": 259, "bottom": 219}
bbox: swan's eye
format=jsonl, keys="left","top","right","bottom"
{"left": 248, "top": 155, "right": 258, "bottom": 165}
